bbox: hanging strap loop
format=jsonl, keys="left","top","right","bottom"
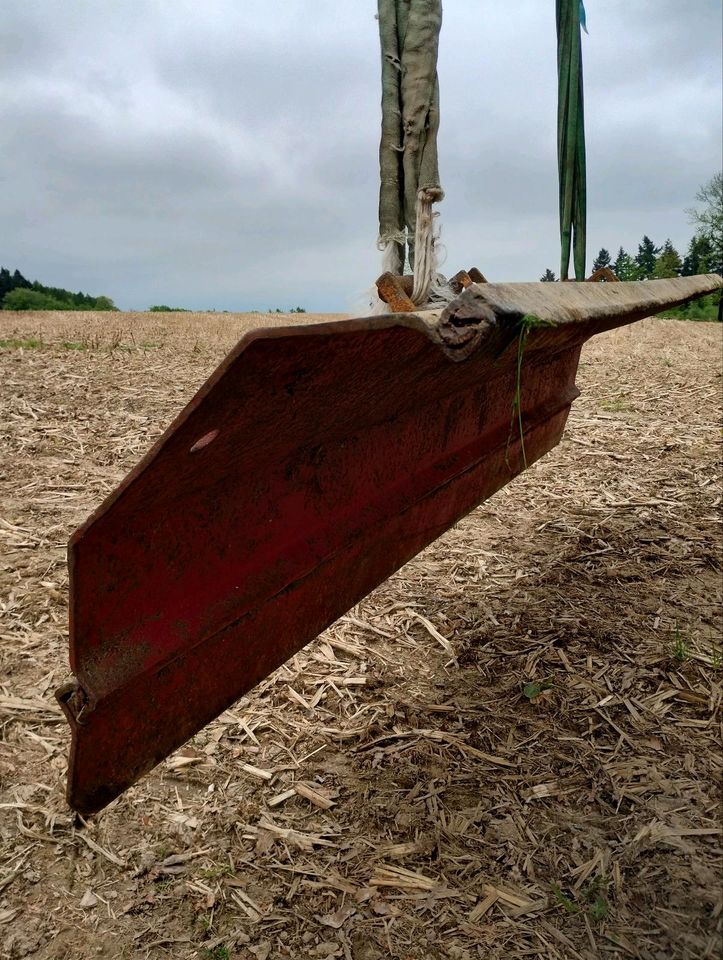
{"left": 377, "top": 0, "right": 444, "bottom": 305}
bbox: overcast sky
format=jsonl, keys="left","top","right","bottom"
{"left": 1, "top": 1, "right": 721, "bottom": 311}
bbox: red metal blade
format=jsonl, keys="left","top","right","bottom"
{"left": 56, "top": 276, "right": 722, "bottom": 814}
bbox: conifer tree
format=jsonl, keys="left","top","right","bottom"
{"left": 653, "top": 239, "right": 682, "bottom": 279}
{"left": 613, "top": 247, "right": 638, "bottom": 281}
{"left": 591, "top": 248, "right": 612, "bottom": 272}
{"left": 635, "top": 236, "right": 661, "bottom": 279}
{"left": 682, "top": 234, "right": 714, "bottom": 276}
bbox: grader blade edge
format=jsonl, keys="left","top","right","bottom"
{"left": 56, "top": 275, "right": 722, "bottom": 814}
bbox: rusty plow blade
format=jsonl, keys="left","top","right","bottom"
{"left": 56, "top": 275, "right": 722, "bottom": 814}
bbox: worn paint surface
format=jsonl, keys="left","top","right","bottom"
{"left": 56, "top": 275, "right": 723, "bottom": 814}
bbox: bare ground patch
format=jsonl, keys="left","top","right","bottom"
{"left": 1, "top": 312, "right": 721, "bottom": 959}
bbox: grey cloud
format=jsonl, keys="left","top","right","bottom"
{"left": 1, "top": 0, "right": 720, "bottom": 309}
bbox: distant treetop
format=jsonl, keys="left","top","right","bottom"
{"left": 0, "top": 267, "right": 117, "bottom": 311}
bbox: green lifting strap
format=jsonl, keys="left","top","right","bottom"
{"left": 557, "top": 0, "right": 587, "bottom": 281}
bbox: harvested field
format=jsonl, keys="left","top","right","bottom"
{"left": 1, "top": 310, "right": 721, "bottom": 960}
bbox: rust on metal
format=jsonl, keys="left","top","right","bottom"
{"left": 56, "top": 275, "right": 722, "bottom": 815}
{"left": 379, "top": 268, "right": 487, "bottom": 307}
{"left": 375, "top": 271, "right": 416, "bottom": 312}
{"left": 467, "top": 267, "right": 487, "bottom": 284}
{"left": 449, "top": 270, "right": 472, "bottom": 294}
{"left": 587, "top": 266, "right": 619, "bottom": 283}
{"left": 396, "top": 274, "right": 415, "bottom": 296}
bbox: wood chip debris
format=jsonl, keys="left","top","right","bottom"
{"left": 1, "top": 311, "right": 720, "bottom": 959}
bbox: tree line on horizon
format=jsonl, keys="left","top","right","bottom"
{"left": 0, "top": 267, "right": 117, "bottom": 311}
{"left": 540, "top": 173, "right": 722, "bottom": 292}
{"left": 539, "top": 231, "right": 720, "bottom": 284}
{"left": 0, "top": 270, "right": 311, "bottom": 315}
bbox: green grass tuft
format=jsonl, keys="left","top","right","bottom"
{"left": 0, "top": 337, "right": 43, "bottom": 349}
{"left": 672, "top": 630, "right": 689, "bottom": 663}
{"left": 551, "top": 884, "right": 580, "bottom": 914}
{"left": 523, "top": 676, "right": 554, "bottom": 700}
{"left": 600, "top": 397, "right": 629, "bottom": 413}
{"left": 552, "top": 875, "right": 610, "bottom": 922}
{"left": 200, "top": 948, "right": 230, "bottom": 960}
